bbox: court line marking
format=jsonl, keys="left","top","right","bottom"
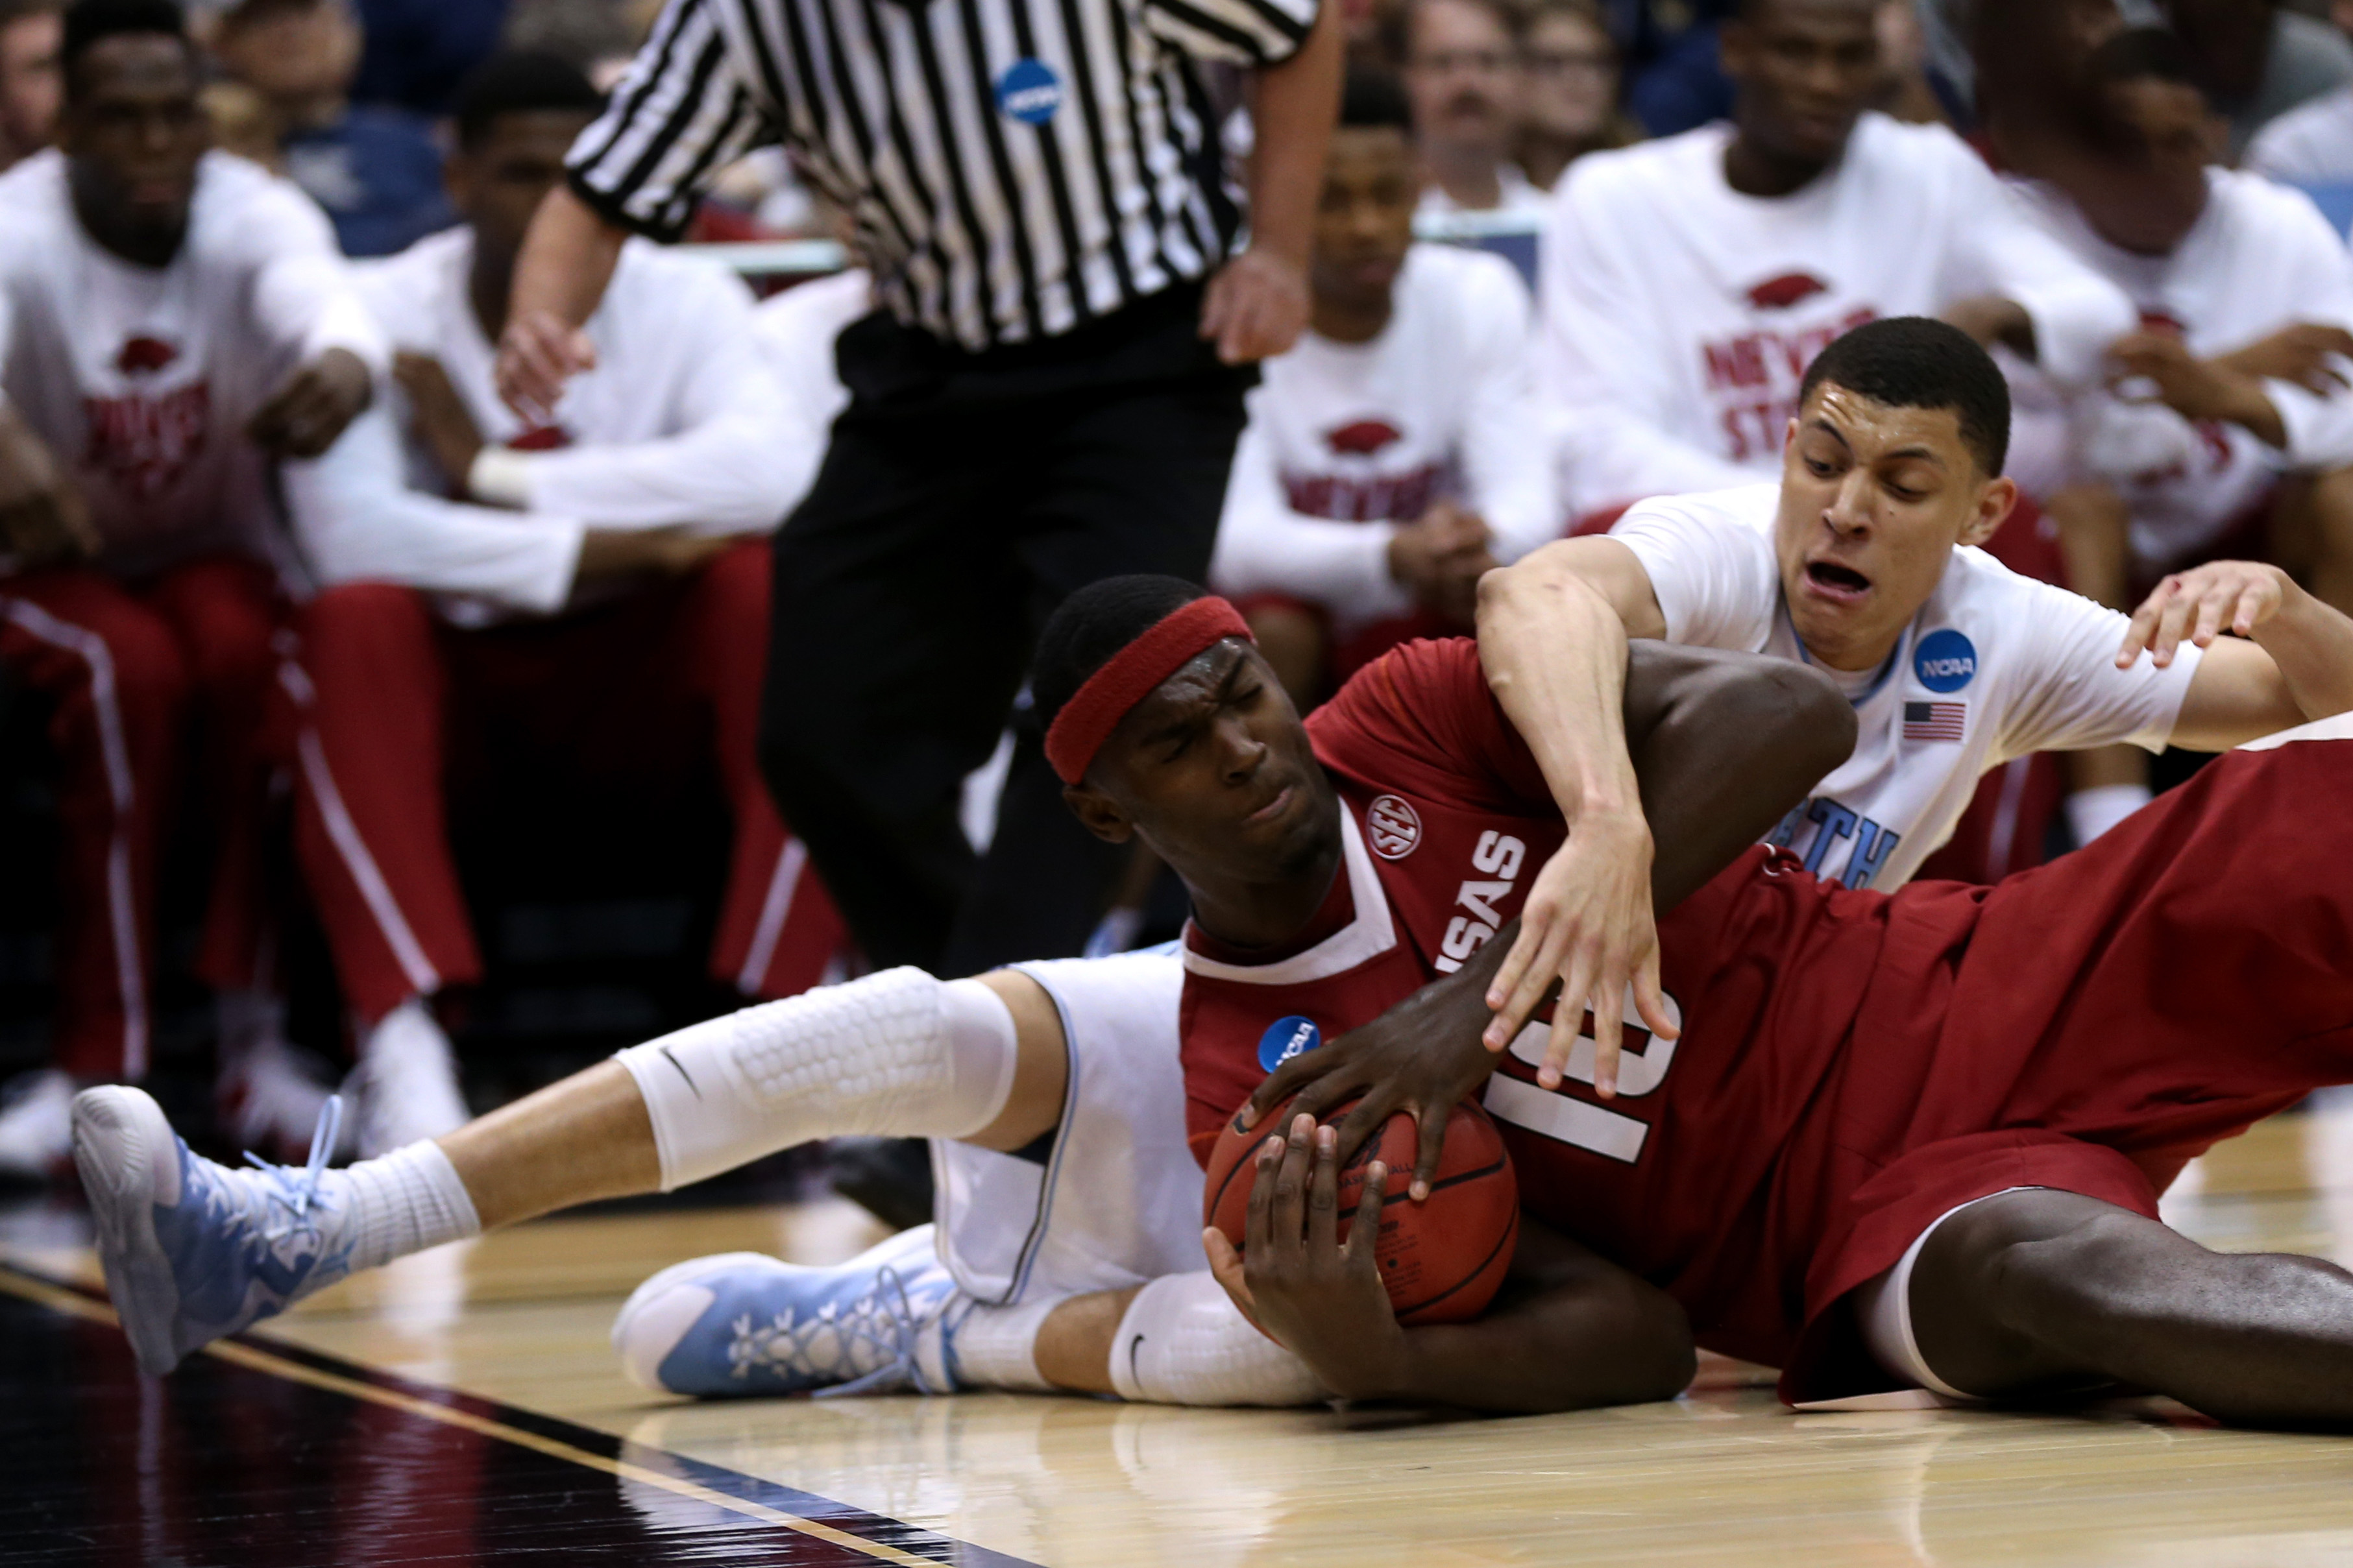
{"left": 0, "top": 1264, "right": 955, "bottom": 1568}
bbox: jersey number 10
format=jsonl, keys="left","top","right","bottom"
{"left": 1481, "top": 987, "right": 1683, "bottom": 1163}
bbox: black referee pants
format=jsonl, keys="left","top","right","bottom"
{"left": 759, "top": 283, "right": 1252, "bottom": 976}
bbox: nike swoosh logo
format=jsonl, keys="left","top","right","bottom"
{"left": 660, "top": 1046, "right": 701, "bottom": 1097}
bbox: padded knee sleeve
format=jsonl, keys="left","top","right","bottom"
{"left": 613, "top": 968, "right": 1018, "bottom": 1191}
{"left": 1108, "top": 1272, "right": 1327, "bottom": 1408}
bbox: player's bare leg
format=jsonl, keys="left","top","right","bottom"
{"left": 1907, "top": 1189, "right": 2353, "bottom": 1426}
{"left": 70, "top": 967, "right": 1068, "bottom": 1377}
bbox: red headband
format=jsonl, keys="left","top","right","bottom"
{"left": 1045, "top": 597, "right": 1255, "bottom": 785}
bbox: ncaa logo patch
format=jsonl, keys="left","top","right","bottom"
{"left": 1258, "top": 1015, "right": 1321, "bottom": 1072}
{"left": 1914, "top": 629, "right": 1977, "bottom": 694}
{"left": 995, "top": 58, "right": 1064, "bottom": 125}
{"left": 1366, "top": 794, "right": 1422, "bottom": 859}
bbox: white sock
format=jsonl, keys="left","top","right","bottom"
{"left": 614, "top": 969, "right": 1020, "bottom": 1191}
{"left": 943, "top": 1296, "right": 1060, "bottom": 1392}
{"left": 2066, "top": 784, "right": 2152, "bottom": 847}
{"left": 1108, "top": 1272, "right": 1326, "bottom": 1407}
{"left": 335, "top": 1140, "right": 482, "bottom": 1273}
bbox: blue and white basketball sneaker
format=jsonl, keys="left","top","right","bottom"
{"left": 613, "top": 1224, "right": 966, "bottom": 1398}
{"left": 73, "top": 1085, "right": 353, "bottom": 1377}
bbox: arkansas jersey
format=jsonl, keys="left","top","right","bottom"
{"left": 1177, "top": 638, "right": 2353, "bottom": 1395}
{"left": 2003, "top": 169, "right": 2353, "bottom": 570}
{"left": 0, "top": 149, "right": 385, "bottom": 580}
{"left": 1540, "top": 114, "right": 2137, "bottom": 514}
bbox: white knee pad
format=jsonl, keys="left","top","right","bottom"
{"left": 1108, "top": 1272, "right": 1327, "bottom": 1408}
{"left": 613, "top": 968, "right": 1018, "bottom": 1191}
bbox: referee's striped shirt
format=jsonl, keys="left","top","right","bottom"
{"left": 568, "top": 0, "right": 1321, "bottom": 352}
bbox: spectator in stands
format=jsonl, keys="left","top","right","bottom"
{"left": 348, "top": 0, "right": 506, "bottom": 115}
{"left": 1539, "top": 0, "right": 2135, "bottom": 520}
{"left": 1398, "top": 0, "right": 1546, "bottom": 213}
{"left": 1516, "top": 0, "right": 1635, "bottom": 191}
{"left": 278, "top": 52, "right": 842, "bottom": 1157}
{"left": 2247, "top": 1, "right": 2353, "bottom": 186}
{"left": 2010, "top": 30, "right": 2353, "bottom": 622}
{"left": 1211, "top": 70, "right": 1555, "bottom": 706}
{"left": 2162, "top": 0, "right": 2353, "bottom": 160}
{"left": 0, "top": 0, "right": 382, "bottom": 1175}
{"left": 210, "top": 0, "right": 454, "bottom": 256}
{"left": 0, "top": 0, "right": 58, "bottom": 169}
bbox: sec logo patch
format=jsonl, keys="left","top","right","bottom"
{"left": 995, "top": 58, "right": 1064, "bottom": 125}
{"left": 1367, "top": 794, "right": 1422, "bottom": 859}
{"left": 1258, "top": 1015, "right": 1321, "bottom": 1072}
{"left": 1914, "top": 629, "right": 1977, "bottom": 694}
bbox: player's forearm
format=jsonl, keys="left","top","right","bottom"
{"left": 1378, "top": 1279, "right": 1696, "bottom": 1412}
{"left": 1622, "top": 646, "right": 1855, "bottom": 909}
{"left": 511, "top": 186, "right": 629, "bottom": 334}
{"left": 1476, "top": 553, "right": 1643, "bottom": 829}
{"left": 2253, "top": 581, "right": 2353, "bottom": 721}
{"left": 1243, "top": 1, "right": 1343, "bottom": 271}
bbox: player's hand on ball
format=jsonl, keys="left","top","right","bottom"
{"left": 250, "top": 348, "right": 374, "bottom": 459}
{"left": 496, "top": 309, "right": 598, "bottom": 423}
{"left": 1486, "top": 813, "right": 1676, "bottom": 1097}
{"left": 1199, "top": 247, "right": 1310, "bottom": 366}
{"left": 1204, "top": 1116, "right": 1405, "bottom": 1401}
{"left": 2118, "top": 561, "right": 2293, "bottom": 669}
{"left": 1241, "top": 935, "right": 1507, "bottom": 1200}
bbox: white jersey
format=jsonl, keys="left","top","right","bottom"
{"left": 1611, "top": 483, "right": 2203, "bottom": 888}
{"left": 1209, "top": 245, "right": 1557, "bottom": 626}
{"left": 287, "top": 228, "right": 799, "bottom": 620}
{"left": 0, "top": 149, "right": 385, "bottom": 581}
{"left": 1541, "top": 115, "right": 2138, "bottom": 515}
{"left": 2247, "top": 85, "right": 2353, "bottom": 185}
{"left": 2005, "top": 169, "right": 2353, "bottom": 570}
{"left": 749, "top": 268, "right": 870, "bottom": 514}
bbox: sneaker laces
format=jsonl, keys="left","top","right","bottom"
{"left": 728, "top": 1264, "right": 943, "bottom": 1397}
{"left": 196, "top": 1096, "right": 349, "bottom": 1270}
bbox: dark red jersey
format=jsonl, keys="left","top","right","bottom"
{"left": 1178, "top": 640, "right": 2353, "bottom": 1398}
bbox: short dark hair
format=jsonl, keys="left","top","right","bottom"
{"left": 1339, "top": 67, "right": 1412, "bottom": 132}
{"left": 451, "top": 49, "right": 605, "bottom": 152}
{"left": 1796, "top": 317, "right": 2012, "bottom": 477}
{"left": 2086, "top": 25, "right": 2202, "bottom": 95}
{"left": 1032, "top": 575, "right": 1213, "bottom": 743}
{"left": 60, "top": 0, "right": 189, "bottom": 97}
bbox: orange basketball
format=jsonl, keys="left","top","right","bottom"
{"left": 1204, "top": 1094, "right": 1519, "bottom": 1325}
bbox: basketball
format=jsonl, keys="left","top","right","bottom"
{"left": 1203, "top": 1095, "right": 1520, "bottom": 1326}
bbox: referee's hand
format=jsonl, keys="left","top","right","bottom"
{"left": 1200, "top": 248, "right": 1310, "bottom": 365}
{"left": 496, "top": 309, "right": 599, "bottom": 424}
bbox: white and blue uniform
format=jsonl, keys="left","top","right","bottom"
{"left": 1611, "top": 483, "right": 2205, "bottom": 889}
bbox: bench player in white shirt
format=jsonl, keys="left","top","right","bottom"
{"left": 2005, "top": 30, "right": 2353, "bottom": 624}
{"left": 1539, "top": 0, "right": 2138, "bottom": 521}
{"left": 275, "top": 52, "right": 845, "bottom": 1156}
{"left": 0, "top": 0, "right": 384, "bottom": 1174}
{"left": 1481, "top": 315, "right": 2353, "bottom": 1086}
{"left": 1210, "top": 69, "right": 1555, "bottom": 706}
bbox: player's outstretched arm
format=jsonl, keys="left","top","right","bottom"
{"left": 2127, "top": 560, "right": 2353, "bottom": 748}
{"left": 1204, "top": 1115, "right": 1693, "bottom": 1412}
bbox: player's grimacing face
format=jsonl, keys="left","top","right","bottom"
{"left": 1311, "top": 127, "right": 1417, "bottom": 312}
{"left": 448, "top": 108, "right": 600, "bottom": 261}
{"left": 1773, "top": 385, "right": 2011, "bottom": 671}
{"left": 58, "top": 35, "right": 206, "bottom": 235}
{"left": 1064, "top": 641, "right": 1339, "bottom": 890}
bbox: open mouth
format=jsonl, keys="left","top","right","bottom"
{"left": 1805, "top": 561, "right": 1872, "bottom": 599}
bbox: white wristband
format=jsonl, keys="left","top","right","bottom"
{"left": 467, "top": 447, "right": 538, "bottom": 509}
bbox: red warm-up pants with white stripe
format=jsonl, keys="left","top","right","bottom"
{"left": 286, "top": 540, "right": 844, "bottom": 1025}
{"left": 0, "top": 557, "right": 282, "bottom": 1080}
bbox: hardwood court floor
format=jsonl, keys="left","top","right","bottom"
{"left": 14, "top": 1104, "right": 2353, "bottom": 1567}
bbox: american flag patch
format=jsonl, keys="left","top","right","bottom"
{"left": 1903, "top": 701, "right": 1967, "bottom": 742}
